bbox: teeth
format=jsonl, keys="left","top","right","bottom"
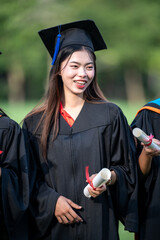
{"left": 75, "top": 81, "right": 86, "bottom": 85}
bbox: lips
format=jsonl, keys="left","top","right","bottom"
{"left": 73, "top": 80, "right": 87, "bottom": 85}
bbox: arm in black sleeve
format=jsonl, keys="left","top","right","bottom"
{"left": 108, "top": 107, "right": 139, "bottom": 232}
{"left": 0, "top": 117, "right": 29, "bottom": 240}
{"left": 23, "top": 119, "right": 60, "bottom": 238}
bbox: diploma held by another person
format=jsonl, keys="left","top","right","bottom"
{"left": 133, "top": 128, "right": 160, "bottom": 151}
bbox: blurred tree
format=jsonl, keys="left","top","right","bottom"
{"left": 68, "top": 0, "right": 160, "bottom": 102}
{"left": 0, "top": 0, "right": 160, "bottom": 102}
{"left": 0, "top": 0, "right": 37, "bottom": 101}
{"left": 0, "top": 0, "right": 75, "bottom": 101}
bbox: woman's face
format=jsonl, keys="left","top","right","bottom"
{"left": 60, "top": 49, "right": 95, "bottom": 98}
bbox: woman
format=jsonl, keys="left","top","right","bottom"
{"left": 23, "top": 19, "right": 138, "bottom": 240}
{"left": 131, "top": 98, "right": 160, "bottom": 240}
{"left": 0, "top": 108, "right": 29, "bottom": 240}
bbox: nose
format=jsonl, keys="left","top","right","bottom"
{"left": 78, "top": 67, "right": 87, "bottom": 77}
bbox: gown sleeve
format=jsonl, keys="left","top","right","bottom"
{"left": 108, "top": 107, "right": 138, "bottom": 232}
{"left": 131, "top": 110, "right": 159, "bottom": 211}
{"left": 22, "top": 119, "right": 60, "bottom": 238}
{"left": 0, "top": 117, "right": 29, "bottom": 240}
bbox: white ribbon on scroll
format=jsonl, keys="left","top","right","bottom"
{"left": 83, "top": 168, "right": 111, "bottom": 198}
{"left": 132, "top": 128, "right": 160, "bottom": 151}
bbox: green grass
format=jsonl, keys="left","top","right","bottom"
{"left": 1, "top": 100, "right": 142, "bottom": 239}
{"left": 111, "top": 99, "right": 145, "bottom": 125}
{"left": 1, "top": 101, "right": 38, "bottom": 124}
{"left": 119, "top": 222, "right": 134, "bottom": 240}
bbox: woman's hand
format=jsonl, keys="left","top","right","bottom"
{"left": 142, "top": 138, "right": 160, "bottom": 157}
{"left": 87, "top": 174, "right": 107, "bottom": 198}
{"left": 139, "top": 138, "right": 160, "bottom": 175}
{"left": 55, "top": 196, "right": 83, "bottom": 224}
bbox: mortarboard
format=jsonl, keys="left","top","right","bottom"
{"left": 38, "top": 19, "right": 107, "bottom": 65}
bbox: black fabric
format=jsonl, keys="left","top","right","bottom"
{"left": 131, "top": 100, "right": 160, "bottom": 240}
{"left": 38, "top": 19, "right": 107, "bottom": 58}
{"left": 23, "top": 101, "right": 138, "bottom": 240}
{"left": 0, "top": 181, "right": 8, "bottom": 240}
{"left": 0, "top": 114, "right": 29, "bottom": 240}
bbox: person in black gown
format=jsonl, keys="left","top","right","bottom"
{"left": 131, "top": 98, "right": 160, "bottom": 240}
{"left": 0, "top": 51, "right": 29, "bottom": 239}
{"left": 23, "top": 19, "right": 139, "bottom": 240}
{"left": 0, "top": 108, "right": 29, "bottom": 240}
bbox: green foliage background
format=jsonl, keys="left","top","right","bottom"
{"left": 2, "top": 2, "right": 158, "bottom": 237}
{"left": 0, "top": 0, "right": 160, "bottom": 102}
{"left": 1, "top": 2, "right": 159, "bottom": 238}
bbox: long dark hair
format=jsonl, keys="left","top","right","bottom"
{"left": 25, "top": 45, "right": 107, "bottom": 158}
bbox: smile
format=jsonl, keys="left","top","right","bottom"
{"left": 73, "top": 80, "right": 87, "bottom": 85}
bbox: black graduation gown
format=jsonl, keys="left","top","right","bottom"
{"left": 23, "top": 101, "right": 138, "bottom": 240}
{"left": 0, "top": 114, "right": 29, "bottom": 240}
{"left": 131, "top": 99, "right": 160, "bottom": 240}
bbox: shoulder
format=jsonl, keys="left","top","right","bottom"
{"left": 0, "top": 114, "right": 20, "bottom": 130}
{"left": 0, "top": 116, "right": 21, "bottom": 148}
{"left": 136, "top": 98, "right": 160, "bottom": 117}
{"left": 88, "top": 100, "right": 121, "bottom": 110}
{"left": 90, "top": 100, "right": 123, "bottom": 115}
{"left": 86, "top": 100, "right": 125, "bottom": 124}
{"left": 23, "top": 111, "right": 44, "bottom": 133}
{"left": 0, "top": 114, "right": 9, "bottom": 129}
{"left": 148, "top": 98, "right": 160, "bottom": 108}
{"left": 131, "top": 99, "right": 160, "bottom": 128}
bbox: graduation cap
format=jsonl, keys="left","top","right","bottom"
{"left": 38, "top": 19, "right": 107, "bottom": 65}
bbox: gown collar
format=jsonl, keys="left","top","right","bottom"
{"left": 59, "top": 101, "right": 108, "bottom": 134}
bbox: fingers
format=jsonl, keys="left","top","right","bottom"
{"left": 141, "top": 140, "right": 160, "bottom": 157}
{"left": 55, "top": 196, "right": 83, "bottom": 224}
{"left": 68, "top": 207, "right": 83, "bottom": 223}
{"left": 57, "top": 216, "right": 68, "bottom": 224}
{"left": 57, "top": 208, "right": 83, "bottom": 224}
{"left": 88, "top": 184, "right": 107, "bottom": 198}
{"left": 57, "top": 213, "right": 75, "bottom": 224}
{"left": 143, "top": 145, "right": 160, "bottom": 156}
{"left": 66, "top": 198, "right": 82, "bottom": 210}
{"left": 141, "top": 137, "right": 160, "bottom": 156}
{"left": 86, "top": 173, "right": 107, "bottom": 198}
{"left": 153, "top": 138, "right": 160, "bottom": 146}
{"left": 88, "top": 174, "right": 97, "bottom": 181}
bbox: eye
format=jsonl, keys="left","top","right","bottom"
{"left": 70, "top": 64, "right": 78, "bottom": 69}
{"left": 86, "top": 65, "right": 94, "bottom": 70}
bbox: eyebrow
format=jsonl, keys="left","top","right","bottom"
{"left": 69, "top": 61, "right": 94, "bottom": 65}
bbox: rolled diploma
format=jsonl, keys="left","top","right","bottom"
{"left": 133, "top": 128, "right": 160, "bottom": 151}
{"left": 83, "top": 168, "right": 111, "bottom": 198}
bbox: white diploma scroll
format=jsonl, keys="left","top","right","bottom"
{"left": 83, "top": 168, "right": 111, "bottom": 198}
{"left": 133, "top": 128, "right": 160, "bottom": 151}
